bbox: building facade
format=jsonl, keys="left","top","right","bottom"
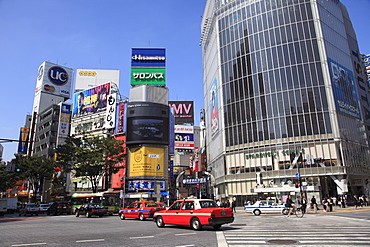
{"left": 201, "top": 0, "right": 370, "bottom": 203}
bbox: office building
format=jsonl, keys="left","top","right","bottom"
{"left": 201, "top": 0, "right": 370, "bottom": 202}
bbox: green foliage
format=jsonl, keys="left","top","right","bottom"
{"left": 11, "top": 154, "right": 57, "bottom": 202}
{"left": 56, "top": 135, "right": 126, "bottom": 193}
{"left": 0, "top": 165, "right": 18, "bottom": 192}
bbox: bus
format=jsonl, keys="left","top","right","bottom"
{"left": 71, "top": 191, "right": 121, "bottom": 215}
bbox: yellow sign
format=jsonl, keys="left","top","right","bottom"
{"left": 129, "top": 146, "right": 165, "bottom": 177}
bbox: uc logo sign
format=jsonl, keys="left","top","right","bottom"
{"left": 48, "top": 66, "right": 68, "bottom": 86}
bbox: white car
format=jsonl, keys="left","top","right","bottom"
{"left": 38, "top": 204, "right": 50, "bottom": 213}
{"left": 245, "top": 200, "right": 288, "bottom": 216}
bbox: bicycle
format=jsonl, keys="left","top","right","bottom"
{"left": 283, "top": 205, "right": 304, "bottom": 218}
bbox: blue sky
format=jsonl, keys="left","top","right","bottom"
{"left": 0, "top": 0, "right": 368, "bottom": 162}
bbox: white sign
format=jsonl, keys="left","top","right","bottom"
{"left": 104, "top": 93, "right": 116, "bottom": 129}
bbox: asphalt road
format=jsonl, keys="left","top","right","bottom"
{"left": 0, "top": 206, "right": 369, "bottom": 247}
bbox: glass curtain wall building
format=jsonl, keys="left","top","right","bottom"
{"left": 201, "top": 0, "right": 370, "bottom": 203}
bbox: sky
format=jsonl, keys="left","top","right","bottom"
{"left": 0, "top": 0, "right": 368, "bottom": 162}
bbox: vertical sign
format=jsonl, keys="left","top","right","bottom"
{"left": 105, "top": 93, "right": 117, "bottom": 129}
{"left": 59, "top": 103, "right": 71, "bottom": 136}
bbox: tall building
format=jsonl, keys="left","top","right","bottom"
{"left": 201, "top": 0, "right": 370, "bottom": 203}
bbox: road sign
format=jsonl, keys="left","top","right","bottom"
{"left": 295, "top": 173, "right": 301, "bottom": 178}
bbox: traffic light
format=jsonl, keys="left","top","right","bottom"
{"left": 295, "top": 182, "right": 299, "bottom": 188}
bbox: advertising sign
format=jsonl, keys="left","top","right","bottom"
{"left": 17, "top": 128, "right": 29, "bottom": 154}
{"left": 328, "top": 58, "right": 361, "bottom": 120}
{"left": 104, "top": 93, "right": 116, "bottom": 129}
{"left": 129, "top": 146, "right": 165, "bottom": 177}
{"left": 127, "top": 179, "right": 165, "bottom": 192}
{"left": 59, "top": 103, "right": 71, "bottom": 136}
{"left": 75, "top": 69, "right": 119, "bottom": 92}
{"left": 130, "top": 67, "right": 166, "bottom": 86}
{"left": 35, "top": 61, "right": 73, "bottom": 99}
{"left": 72, "top": 82, "right": 110, "bottom": 117}
{"left": 209, "top": 78, "right": 220, "bottom": 139}
{"left": 131, "top": 48, "right": 165, "bottom": 67}
{"left": 117, "top": 102, "right": 125, "bottom": 133}
{"left": 168, "top": 101, "right": 194, "bottom": 124}
{"left": 169, "top": 107, "right": 175, "bottom": 155}
{"left": 126, "top": 102, "right": 170, "bottom": 145}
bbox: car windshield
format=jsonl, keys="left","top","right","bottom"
{"left": 145, "top": 203, "right": 158, "bottom": 207}
{"left": 40, "top": 204, "right": 49, "bottom": 207}
{"left": 199, "top": 201, "right": 218, "bottom": 208}
{"left": 27, "top": 205, "right": 38, "bottom": 208}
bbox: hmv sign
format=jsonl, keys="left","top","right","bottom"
{"left": 168, "top": 101, "right": 194, "bottom": 125}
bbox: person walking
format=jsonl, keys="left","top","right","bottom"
{"left": 301, "top": 197, "right": 307, "bottom": 214}
{"left": 311, "top": 196, "right": 318, "bottom": 213}
{"left": 285, "top": 195, "right": 295, "bottom": 217}
{"left": 232, "top": 200, "right": 236, "bottom": 213}
{"left": 354, "top": 195, "right": 359, "bottom": 209}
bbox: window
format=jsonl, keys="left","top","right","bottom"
{"left": 182, "top": 202, "right": 194, "bottom": 210}
{"left": 169, "top": 201, "right": 182, "bottom": 210}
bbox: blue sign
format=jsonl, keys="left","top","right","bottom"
{"left": 295, "top": 173, "right": 301, "bottom": 178}
{"left": 48, "top": 66, "right": 69, "bottom": 86}
{"left": 131, "top": 48, "right": 166, "bottom": 67}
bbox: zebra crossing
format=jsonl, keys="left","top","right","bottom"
{"left": 218, "top": 214, "right": 370, "bottom": 246}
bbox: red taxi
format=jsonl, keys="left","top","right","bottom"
{"left": 153, "top": 199, "right": 234, "bottom": 230}
{"left": 118, "top": 201, "right": 166, "bottom": 221}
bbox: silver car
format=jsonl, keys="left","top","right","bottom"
{"left": 245, "top": 200, "right": 288, "bottom": 216}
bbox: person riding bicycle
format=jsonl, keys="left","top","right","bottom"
{"left": 285, "top": 195, "right": 295, "bottom": 216}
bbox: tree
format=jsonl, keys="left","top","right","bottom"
{"left": 56, "top": 135, "right": 126, "bottom": 193}
{"left": 12, "top": 154, "right": 57, "bottom": 202}
{"left": 0, "top": 165, "right": 18, "bottom": 193}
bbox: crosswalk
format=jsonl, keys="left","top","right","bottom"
{"left": 218, "top": 215, "right": 370, "bottom": 246}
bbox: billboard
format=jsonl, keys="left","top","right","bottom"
{"left": 75, "top": 69, "right": 120, "bottom": 92}
{"left": 131, "top": 48, "right": 165, "bottom": 67}
{"left": 59, "top": 103, "right": 71, "bottom": 136}
{"left": 130, "top": 67, "right": 166, "bottom": 86}
{"left": 209, "top": 78, "right": 220, "bottom": 139}
{"left": 130, "top": 48, "right": 166, "bottom": 86}
{"left": 117, "top": 102, "right": 126, "bottom": 133}
{"left": 127, "top": 179, "right": 165, "bottom": 192}
{"left": 168, "top": 101, "right": 194, "bottom": 124}
{"left": 126, "top": 102, "right": 170, "bottom": 145}
{"left": 17, "top": 128, "right": 29, "bottom": 154}
{"left": 104, "top": 93, "right": 117, "bottom": 129}
{"left": 35, "top": 61, "right": 73, "bottom": 99}
{"left": 129, "top": 146, "right": 165, "bottom": 177}
{"left": 328, "top": 58, "right": 361, "bottom": 120}
{"left": 175, "top": 125, "right": 194, "bottom": 149}
{"left": 72, "top": 82, "right": 110, "bottom": 117}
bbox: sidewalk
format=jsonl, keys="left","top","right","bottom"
{"left": 234, "top": 205, "right": 370, "bottom": 214}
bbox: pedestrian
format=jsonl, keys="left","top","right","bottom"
{"left": 328, "top": 197, "right": 333, "bottom": 212}
{"left": 322, "top": 198, "right": 328, "bottom": 212}
{"left": 232, "top": 200, "right": 236, "bottom": 213}
{"left": 311, "top": 196, "right": 318, "bottom": 213}
{"left": 354, "top": 195, "right": 359, "bottom": 209}
{"left": 225, "top": 200, "right": 230, "bottom": 208}
{"left": 301, "top": 197, "right": 307, "bottom": 214}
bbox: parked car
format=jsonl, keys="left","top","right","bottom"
{"left": 18, "top": 203, "right": 39, "bottom": 216}
{"left": 38, "top": 204, "right": 50, "bottom": 213}
{"left": 47, "top": 202, "right": 73, "bottom": 215}
{"left": 119, "top": 201, "right": 166, "bottom": 221}
{"left": 155, "top": 202, "right": 167, "bottom": 208}
{"left": 153, "top": 199, "right": 234, "bottom": 230}
{"left": 244, "top": 200, "right": 288, "bottom": 216}
{"left": 75, "top": 203, "right": 107, "bottom": 218}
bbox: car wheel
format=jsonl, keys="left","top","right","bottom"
{"left": 139, "top": 213, "right": 145, "bottom": 221}
{"left": 253, "top": 209, "right": 261, "bottom": 216}
{"left": 156, "top": 216, "right": 165, "bottom": 228}
{"left": 36, "top": 213, "right": 38, "bottom": 216}
{"left": 191, "top": 218, "right": 202, "bottom": 231}
{"left": 213, "top": 224, "right": 222, "bottom": 230}
{"left": 87, "top": 211, "right": 92, "bottom": 218}
{"left": 75, "top": 211, "right": 79, "bottom": 217}
{"left": 119, "top": 213, "right": 125, "bottom": 220}
{"left": 282, "top": 209, "right": 289, "bottom": 215}
{"left": 99, "top": 215, "right": 103, "bottom": 218}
